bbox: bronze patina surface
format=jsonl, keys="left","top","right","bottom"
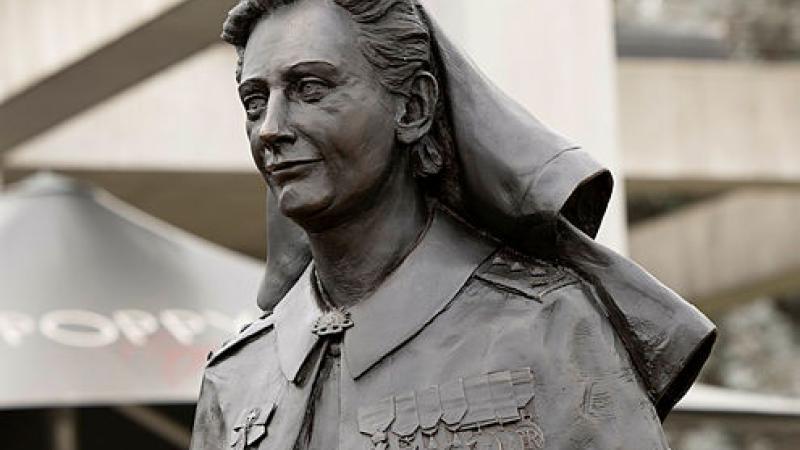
{"left": 190, "top": 1, "right": 716, "bottom": 449}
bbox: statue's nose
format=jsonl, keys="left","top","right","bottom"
{"left": 258, "top": 91, "right": 296, "bottom": 153}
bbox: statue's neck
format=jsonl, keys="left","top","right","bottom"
{"left": 306, "top": 170, "right": 429, "bottom": 310}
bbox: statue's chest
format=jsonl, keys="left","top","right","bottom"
{"left": 342, "top": 362, "right": 545, "bottom": 450}
{"left": 224, "top": 339, "right": 549, "bottom": 449}
{"left": 224, "top": 292, "right": 662, "bottom": 450}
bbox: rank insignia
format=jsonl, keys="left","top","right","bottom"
{"left": 477, "top": 250, "right": 577, "bottom": 301}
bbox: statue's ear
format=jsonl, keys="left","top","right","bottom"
{"left": 396, "top": 71, "right": 438, "bottom": 144}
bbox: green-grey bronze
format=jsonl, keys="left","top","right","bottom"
{"left": 190, "top": 1, "right": 716, "bottom": 449}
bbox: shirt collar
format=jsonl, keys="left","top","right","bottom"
{"left": 273, "top": 209, "right": 496, "bottom": 382}
{"left": 271, "top": 263, "right": 322, "bottom": 382}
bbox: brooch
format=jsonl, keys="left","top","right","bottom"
{"left": 311, "top": 310, "right": 354, "bottom": 336}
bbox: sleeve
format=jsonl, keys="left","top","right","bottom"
{"left": 190, "top": 373, "right": 228, "bottom": 450}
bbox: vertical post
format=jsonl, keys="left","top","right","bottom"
{"left": 51, "top": 408, "right": 78, "bottom": 450}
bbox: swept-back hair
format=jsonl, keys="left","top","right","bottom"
{"left": 221, "top": 0, "right": 456, "bottom": 181}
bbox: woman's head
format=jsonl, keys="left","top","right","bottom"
{"left": 223, "top": 0, "right": 454, "bottom": 199}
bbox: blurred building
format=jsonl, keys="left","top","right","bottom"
{"left": 1, "top": 0, "right": 799, "bottom": 449}
{"left": 616, "top": 1, "right": 800, "bottom": 449}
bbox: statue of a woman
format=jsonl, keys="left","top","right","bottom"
{"left": 190, "top": 1, "right": 715, "bottom": 449}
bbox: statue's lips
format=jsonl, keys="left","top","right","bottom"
{"left": 265, "top": 158, "right": 323, "bottom": 180}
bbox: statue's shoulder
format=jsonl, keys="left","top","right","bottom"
{"left": 205, "top": 312, "right": 276, "bottom": 367}
{"left": 473, "top": 247, "right": 581, "bottom": 301}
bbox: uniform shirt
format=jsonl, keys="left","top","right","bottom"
{"left": 191, "top": 210, "right": 674, "bottom": 449}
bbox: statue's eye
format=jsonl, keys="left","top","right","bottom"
{"left": 243, "top": 95, "right": 267, "bottom": 120}
{"left": 295, "top": 78, "right": 330, "bottom": 103}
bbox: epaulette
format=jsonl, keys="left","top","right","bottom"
{"left": 474, "top": 248, "right": 579, "bottom": 301}
{"left": 206, "top": 312, "right": 276, "bottom": 367}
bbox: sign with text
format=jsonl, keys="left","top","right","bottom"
{"left": 0, "top": 174, "right": 263, "bottom": 409}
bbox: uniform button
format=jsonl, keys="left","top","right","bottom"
{"left": 327, "top": 342, "right": 341, "bottom": 357}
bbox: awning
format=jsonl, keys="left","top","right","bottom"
{"left": 0, "top": 173, "right": 262, "bottom": 409}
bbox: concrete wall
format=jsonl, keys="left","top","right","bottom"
{"left": 5, "top": 45, "right": 250, "bottom": 172}
{"left": 620, "top": 58, "right": 800, "bottom": 191}
{"left": 3, "top": 44, "right": 265, "bottom": 257}
{"left": 0, "top": 0, "right": 183, "bottom": 101}
{"left": 630, "top": 188, "right": 800, "bottom": 313}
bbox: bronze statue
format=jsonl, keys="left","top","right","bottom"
{"left": 190, "top": 1, "right": 716, "bottom": 449}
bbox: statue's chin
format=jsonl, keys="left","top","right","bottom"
{"left": 276, "top": 185, "right": 334, "bottom": 227}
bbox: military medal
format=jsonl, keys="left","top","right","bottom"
{"left": 515, "top": 413, "right": 544, "bottom": 449}
{"left": 229, "top": 404, "right": 275, "bottom": 449}
{"left": 358, "top": 396, "right": 396, "bottom": 450}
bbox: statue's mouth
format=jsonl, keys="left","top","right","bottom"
{"left": 265, "top": 158, "right": 323, "bottom": 174}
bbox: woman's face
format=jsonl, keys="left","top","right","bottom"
{"left": 239, "top": 0, "right": 403, "bottom": 230}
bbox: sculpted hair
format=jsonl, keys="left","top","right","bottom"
{"left": 221, "top": 0, "right": 455, "bottom": 181}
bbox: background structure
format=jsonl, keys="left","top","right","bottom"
{"left": 1, "top": 0, "right": 798, "bottom": 448}
{"left": 616, "top": 1, "right": 800, "bottom": 449}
